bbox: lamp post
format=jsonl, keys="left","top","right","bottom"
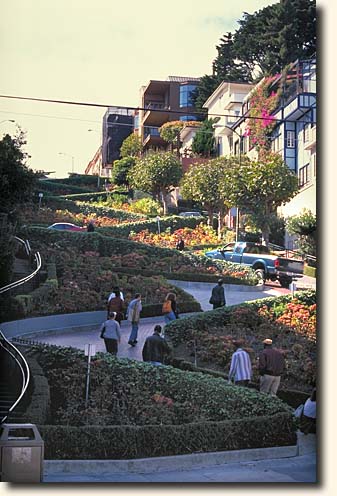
{"left": 58, "top": 152, "right": 75, "bottom": 174}
{"left": 213, "top": 124, "right": 243, "bottom": 242}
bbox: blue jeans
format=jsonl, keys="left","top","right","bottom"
{"left": 164, "top": 311, "right": 176, "bottom": 325}
{"left": 129, "top": 321, "right": 139, "bottom": 342}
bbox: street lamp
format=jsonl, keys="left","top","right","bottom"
{"left": 213, "top": 124, "right": 243, "bottom": 242}
{"left": 58, "top": 152, "right": 75, "bottom": 174}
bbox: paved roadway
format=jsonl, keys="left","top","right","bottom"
{"left": 21, "top": 280, "right": 292, "bottom": 360}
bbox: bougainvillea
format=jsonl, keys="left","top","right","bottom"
{"left": 245, "top": 76, "right": 281, "bottom": 157}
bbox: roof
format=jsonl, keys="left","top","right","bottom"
{"left": 166, "top": 76, "right": 200, "bottom": 83}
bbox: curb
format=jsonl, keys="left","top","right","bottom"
{"left": 44, "top": 444, "right": 298, "bottom": 475}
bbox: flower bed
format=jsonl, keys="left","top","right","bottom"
{"left": 164, "top": 291, "right": 316, "bottom": 392}
{"left": 25, "top": 228, "right": 258, "bottom": 286}
{"left": 129, "top": 224, "right": 219, "bottom": 248}
{"left": 32, "top": 346, "right": 296, "bottom": 459}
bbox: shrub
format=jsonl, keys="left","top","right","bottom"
{"left": 165, "top": 291, "right": 316, "bottom": 391}
{"left": 32, "top": 348, "right": 296, "bottom": 458}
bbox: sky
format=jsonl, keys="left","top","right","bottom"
{"left": 0, "top": 0, "right": 285, "bottom": 178}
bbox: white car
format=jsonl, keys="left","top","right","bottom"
{"left": 178, "top": 211, "right": 203, "bottom": 218}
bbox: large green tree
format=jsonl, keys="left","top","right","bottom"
{"left": 110, "top": 156, "right": 136, "bottom": 189}
{"left": 180, "top": 156, "right": 245, "bottom": 237}
{"left": 0, "top": 131, "right": 37, "bottom": 213}
{"left": 120, "top": 133, "right": 142, "bottom": 158}
{"left": 192, "top": 0, "right": 316, "bottom": 108}
{"left": 191, "top": 119, "right": 217, "bottom": 158}
{"left": 127, "top": 152, "right": 183, "bottom": 215}
{"left": 235, "top": 153, "right": 298, "bottom": 245}
{"left": 0, "top": 131, "right": 37, "bottom": 287}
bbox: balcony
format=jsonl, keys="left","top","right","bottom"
{"left": 142, "top": 101, "right": 170, "bottom": 126}
{"left": 304, "top": 126, "right": 316, "bottom": 151}
{"left": 143, "top": 126, "right": 165, "bottom": 148}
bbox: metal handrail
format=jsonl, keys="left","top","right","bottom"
{"left": 268, "top": 242, "right": 316, "bottom": 263}
{"left": 0, "top": 236, "right": 41, "bottom": 422}
{"left": 0, "top": 330, "right": 31, "bottom": 424}
{"left": 0, "top": 238, "right": 42, "bottom": 294}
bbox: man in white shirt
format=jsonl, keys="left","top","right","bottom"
{"left": 108, "top": 286, "right": 124, "bottom": 302}
{"left": 228, "top": 340, "right": 252, "bottom": 387}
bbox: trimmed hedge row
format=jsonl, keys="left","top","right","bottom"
{"left": 304, "top": 265, "right": 316, "bottom": 278}
{"left": 23, "top": 352, "right": 50, "bottom": 425}
{"left": 37, "top": 180, "right": 90, "bottom": 194}
{"left": 96, "top": 215, "right": 203, "bottom": 238}
{"left": 107, "top": 266, "right": 253, "bottom": 285}
{"left": 39, "top": 412, "right": 296, "bottom": 460}
{"left": 168, "top": 357, "right": 309, "bottom": 408}
{"left": 165, "top": 291, "right": 316, "bottom": 347}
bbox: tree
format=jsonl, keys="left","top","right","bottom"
{"left": 127, "top": 152, "right": 183, "bottom": 215}
{"left": 191, "top": 119, "right": 217, "bottom": 158}
{"left": 159, "top": 121, "right": 184, "bottom": 155}
{"left": 110, "top": 157, "right": 136, "bottom": 189}
{"left": 0, "top": 131, "right": 37, "bottom": 214}
{"left": 286, "top": 209, "right": 316, "bottom": 258}
{"left": 120, "top": 133, "right": 142, "bottom": 158}
{"left": 180, "top": 156, "right": 243, "bottom": 238}
{"left": 235, "top": 153, "right": 298, "bottom": 245}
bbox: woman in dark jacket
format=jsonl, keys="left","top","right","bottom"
{"left": 107, "top": 290, "right": 126, "bottom": 324}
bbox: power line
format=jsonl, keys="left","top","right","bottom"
{"left": 0, "top": 93, "right": 316, "bottom": 125}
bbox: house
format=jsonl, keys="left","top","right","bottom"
{"left": 136, "top": 76, "right": 200, "bottom": 152}
{"left": 101, "top": 107, "right": 134, "bottom": 172}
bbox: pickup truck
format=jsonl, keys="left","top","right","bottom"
{"left": 205, "top": 241, "right": 304, "bottom": 287}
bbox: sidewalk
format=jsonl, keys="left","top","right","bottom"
{"left": 43, "top": 434, "right": 316, "bottom": 483}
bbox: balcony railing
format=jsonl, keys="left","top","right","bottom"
{"left": 144, "top": 126, "right": 160, "bottom": 138}
{"left": 145, "top": 102, "right": 167, "bottom": 110}
{"left": 304, "top": 126, "right": 316, "bottom": 150}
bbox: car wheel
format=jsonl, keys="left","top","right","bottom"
{"left": 255, "top": 268, "right": 265, "bottom": 284}
{"left": 279, "top": 275, "right": 292, "bottom": 288}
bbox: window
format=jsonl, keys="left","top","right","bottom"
{"left": 179, "top": 115, "right": 198, "bottom": 121}
{"left": 299, "top": 164, "right": 310, "bottom": 187}
{"left": 303, "top": 124, "right": 310, "bottom": 143}
{"left": 286, "top": 130, "right": 295, "bottom": 148}
{"left": 179, "top": 84, "right": 197, "bottom": 108}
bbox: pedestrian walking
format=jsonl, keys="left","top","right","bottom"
{"left": 107, "top": 289, "right": 126, "bottom": 324}
{"left": 209, "top": 279, "right": 226, "bottom": 309}
{"left": 258, "top": 338, "right": 285, "bottom": 395}
{"left": 87, "top": 219, "right": 95, "bottom": 232}
{"left": 228, "top": 340, "right": 252, "bottom": 386}
{"left": 126, "top": 293, "right": 142, "bottom": 346}
{"left": 176, "top": 237, "right": 185, "bottom": 251}
{"left": 162, "top": 292, "right": 178, "bottom": 324}
{"left": 99, "top": 312, "right": 121, "bottom": 355}
{"left": 299, "top": 388, "right": 316, "bottom": 434}
{"left": 108, "top": 286, "right": 124, "bottom": 302}
{"left": 142, "top": 325, "right": 171, "bottom": 366}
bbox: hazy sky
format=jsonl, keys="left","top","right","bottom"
{"left": 0, "top": 0, "right": 316, "bottom": 178}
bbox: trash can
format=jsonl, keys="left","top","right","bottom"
{"left": 0, "top": 423, "right": 44, "bottom": 482}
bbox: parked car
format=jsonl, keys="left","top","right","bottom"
{"left": 178, "top": 211, "right": 203, "bottom": 218}
{"left": 47, "top": 223, "right": 85, "bottom": 232}
{"left": 205, "top": 241, "right": 304, "bottom": 288}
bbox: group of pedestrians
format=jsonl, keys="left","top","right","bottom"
{"left": 228, "top": 337, "right": 285, "bottom": 396}
{"left": 99, "top": 287, "right": 172, "bottom": 365}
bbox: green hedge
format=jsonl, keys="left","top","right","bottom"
{"left": 22, "top": 353, "right": 50, "bottom": 424}
{"left": 109, "top": 266, "right": 252, "bottom": 285}
{"left": 97, "top": 215, "right": 203, "bottom": 238}
{"left": 304, "top": 265, "right": 316, "bottom": 278}
{"left": 165, "top": 291, "right": 316, "bottom": 347}
{"left": 37, "top": 180, "right": 90, "bottom": 194}
{"left": 168, "top": 357, "right": 309, "bottom": 408}
{"left": 39, "top": 412, "right": 296, "bottom": 460}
